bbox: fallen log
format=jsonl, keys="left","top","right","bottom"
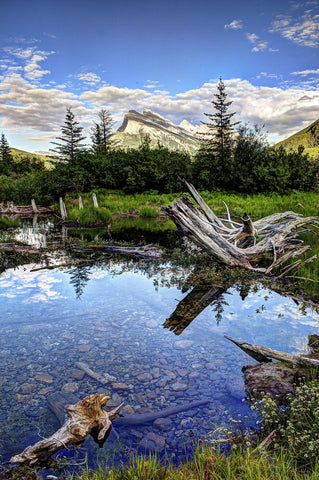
{"left": 0, "top": 243, "right": 41, "bottom": 254}
{"left": 10, "top": 393, "right": 122, "bottom": 465}
{"left": 87, "top": 244, "right": 163, "bottom": 258}
{"left": 162, "top": 179, "right": 318, "bottom": 274}
{"left": 0, "top": 201, "right": 54, "bottom": 217}
{"left": 75, "top": 361, "right": 116, "bottom": 383}
{"left": 48, "top": 392, "right": 211, "bottom": 427}
{"left": 225, "top": 335, "right": 319, "bottom": 368}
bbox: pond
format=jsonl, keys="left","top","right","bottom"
{"left": 1, "top": 218, "right": 319, "bottom": 476}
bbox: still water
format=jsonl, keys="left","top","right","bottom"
{"left": 1, "top": 219, "right": 319, "bottom": 474}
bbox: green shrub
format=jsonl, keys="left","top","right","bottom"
{"left": 139, "top": 206, "right": 158, "bottom": 217}
{"left": 67, "top": 207, "right": 112, "bottom": 225}
{"left": 251, "top": 379, "right": 319, "bottom": 466}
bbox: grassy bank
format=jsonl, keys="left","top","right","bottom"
{"left": 63, "top": 189, "right": 319, "bottom": 220}
{"left": 68, "top": 446, "right": 319, "bottom": 480}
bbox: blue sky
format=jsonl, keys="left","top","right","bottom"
{"left": 1, "top": 0, "right": 319, "bottom": 152}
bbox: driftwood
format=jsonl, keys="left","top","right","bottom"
{"left": 0, "top": 201, "right": 54, "bottom": 217}
{"left": 225, "top": 335, "right": 319, "bottom": 368}
{"left": 0, "top": 243, "right": 41, "bottom": 254}
{"left": 10, "top": 393, "right": 122, "bottom": 465}
{"left": 48, "top": 391, "right": 211, "bottom": 427}
{"left": 226, "top": 335, "right": 319, "bottom": 403}
{"left": 75, "top": 361, "right": 116, "bottom": 383}
{"left": 162, "top": 179, "right": 319, "bottom": 274}
{"left": 87, "top": 244, "right": 163, "bottom": 258}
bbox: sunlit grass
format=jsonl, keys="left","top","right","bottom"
{"left": 68, "top": 445, "right": 319, "bottom": 480}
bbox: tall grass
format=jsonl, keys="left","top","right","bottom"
{"left": 69, "top": 445, "right": 319, "bottom": 480}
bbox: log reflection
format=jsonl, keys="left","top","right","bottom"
{"left": 164, "top": 284, "right": 227, "bottom": 335}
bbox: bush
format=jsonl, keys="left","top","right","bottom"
{"left": 250, "top": 379, "right": 319, "bottom": 466}
{"left": 67, "top": 206, "right": 112, "bottom": 225}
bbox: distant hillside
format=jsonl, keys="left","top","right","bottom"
{"left": 111, "top": 109, "right": 204, "bottom": 155}
{"left": 275, "top": 119, "right": 319, "bottom": 159}
{"left": 10, "top": 148, "right": 55, "bottom": 167}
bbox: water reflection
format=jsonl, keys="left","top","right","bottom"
{"left": 1, "top": 219, "right": 319, "bottom": 475}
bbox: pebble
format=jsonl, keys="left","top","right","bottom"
{"left": 111, "top": 382, "right": 132, "bottom": 390}
{"left": 174, "top": 340, "right": 194, "bottom": 350}
{"left": 137, "top": 372, "right": 153, "bottom": 382}
{"left": 35, "top": 373, "right": 54, "bottom": 384}
{"left": 20, "top": 383, "right": 35, "bottom": 393}
{"left": 171, "top": 381, "right": 188, "bottom": 391}
{"left": 78, "top": 344, "right": 91, "bottom": 352}
{"left": 62, "top": 382, "right": 79, "bottom": 393}
{"left": 71, "top": 369, "right": 85, "bottom": 380}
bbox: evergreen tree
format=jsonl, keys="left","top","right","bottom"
{"left": 195, "top": 77, "right": 240, "bottom": 190}
{"left": 50, "top": 107, "right": 86, "bottom": 161}
{"left": 201, "top": 77, "right": 239, "bottom": 162}
{"left": 91, "top": 108, "right": 114, "bottom": 154}
{"left": 0, "top": 133, "right": 13, "bottom": 175}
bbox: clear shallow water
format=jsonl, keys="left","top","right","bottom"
{"left": 1, "top": 221, "right": 319, "bottom": 475}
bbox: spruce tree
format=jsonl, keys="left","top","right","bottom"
{"left": 197, "top": 77, "right": 239, "bottom": 189}
{"left": 0, "top": 133, "right": 13, "bottom": 175}
{"left": 201, "top": 77, "right": 239, "bottom": 163}
{"left": 51, "top": 107, "right": 86, "bottom": 161}
{"left": 91, "top": 108, "right": 114, "bottom": 154}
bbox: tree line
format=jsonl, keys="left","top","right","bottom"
{"left": 0, "top": 78, "right": 318, "bottom": 205}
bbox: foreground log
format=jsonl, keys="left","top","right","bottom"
{"left": 162, "top": 179, "right": 319, "bottom": 274}
{"left": 226, "top": 335, "right": 319, "bottom": 403}
{"left": 48, "top": 391, "right": 211, "bottom": 427}
{"left": 225, "top": 335, "right": 319, "bottom": 368}
{"left": 10, "top": 393, "right": 122, "bottom": 465}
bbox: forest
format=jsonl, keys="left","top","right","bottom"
{"left": 0, "top": 78, "right": 318, "bottom": 206}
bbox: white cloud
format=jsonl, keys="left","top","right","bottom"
{"left": 292, "top": 68, "right": 319, "bottom": 75}
{"left": 0, "top": 73, "right": 319, "bottom": 148}
{"left": 246, "top": 33, "right": 269, "bottom": 51}
{"left": 76, "top": 72, "right": 101, "bottom": 85}
{"left": 224, "top": 19, "right": 243, "bottom": 30}
{"left": 2, "top": 47, "right": 54, "bottom": 81}
{"left": 270, "top": 11, "right": 319, "bottom": 47}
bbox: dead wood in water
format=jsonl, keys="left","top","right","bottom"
{"left": 162, "top": 178, "right": 319, "bottom": 275}
{"left": 0, "top": 201, "right": 54, "bottom": 217}
{"left": 225, "top": 335, "right": 319, "bottom": 368}
{"left": 10, "top": 393, "right": 122, "bottom": 466}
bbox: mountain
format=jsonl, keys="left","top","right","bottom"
{"left": 275, "top": 119, "right": 319, "bottom": 159}
{"left": 111, "top": 109, "right": 204, "bottom": 155}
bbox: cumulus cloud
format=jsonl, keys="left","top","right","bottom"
{"left": 246, "top": 33, "right": 269, "bottom": 51}
{"left": 2, "top": 46, "right": 54, "bottom": 80}
{"left": 76, "top": 72, "right": 101, "bottom": 85}
{"left": 224, "top": 19, "right": 243, "bottom": 30}
{"left": 292, "top": 68, "right": 319, "bottom": 75}
{"left": 270, "top": 11, "right": 319, "bottom": 47}
{"left": 1, "top": 73, "right": 319, "bottom": 148}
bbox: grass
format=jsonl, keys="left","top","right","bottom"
{"left": 0, "top": 217, "right": 20, "bottom": 228}
{"left": 68, "top": 445, "right": 319, "bottom": 480}
{"left": 64, "top": 189, "right": 319, "bottom": 221}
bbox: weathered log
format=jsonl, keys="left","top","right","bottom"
{"left": 10, "top": 393, "right": 122, "bottom": 465}
{"left": 48, "top": 392, "right": 211, "bottom": 428}
{"left": 0, "top": 201, "right": 54, "bottom": 217}
{"left": 75, "top": 361, "right": 116, "bottom": 383}
{"left": 225, "top": 335, "right": 319, "bottom": 368}
{"left": 0, "top": 243, "right": 41, "bottom": 254}
{"left": 162, "top": 179, "right": 318, "bottom": 274}
{"left": 87, "top": 244, "right": 163, "bottom": 258}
